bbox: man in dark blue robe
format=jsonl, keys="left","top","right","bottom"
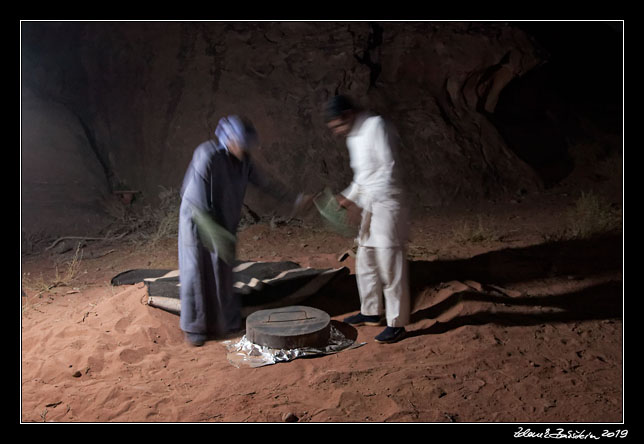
{"left": 178, "top": 116, "right": 303, "bottom": 346}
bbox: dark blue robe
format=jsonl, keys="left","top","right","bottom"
{"left": 178, "top": 140, "right": 293, "bottom": 337}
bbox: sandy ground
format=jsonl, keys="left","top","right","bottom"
{"left": 20, "top": 189, "right": 624, "bottom": 423}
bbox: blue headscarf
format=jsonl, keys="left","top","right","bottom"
{"left": 214, "top": 115, "right": 259, "bottom": 152}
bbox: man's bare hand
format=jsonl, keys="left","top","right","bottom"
{"left": 336, "top": 194, "right": 362, "bottom": 225}
{"left": 336, "top": 194, "right": 354, "bottom": 209}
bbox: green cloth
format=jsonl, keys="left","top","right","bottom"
{"left": 191, "top": 205, "right": 237, "bottom": 265}
{"left": 313, "top": 187, "right": 358, "bottom": 238}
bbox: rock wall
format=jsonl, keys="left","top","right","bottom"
{"left": 22, "top": 21, "right": 551, "bottom": 234}
{"left": 21, "top": 86, "right": 111, "bottom": 236}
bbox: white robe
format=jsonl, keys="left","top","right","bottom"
{"left": 341, "top": 113, "right": 410, "bottom": 327}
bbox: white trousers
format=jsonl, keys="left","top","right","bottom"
{"left": 356, "top": 245, "right": 410, "bottom": 327}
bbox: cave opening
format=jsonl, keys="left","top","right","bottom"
{"left": 491, "top": 21, "right": 622, "bottom": 188}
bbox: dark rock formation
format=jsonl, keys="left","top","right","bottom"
{"left": 21, "top": 85, "right": 110, "bottom": 235}
{"left": 20, "top": 21, "right": 621, "bottom": 235}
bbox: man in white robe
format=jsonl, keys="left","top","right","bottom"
{"left": 325, "top": 95, "right": 410, "bottom": 343}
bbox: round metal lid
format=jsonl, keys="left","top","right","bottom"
{"left": 246, "top": 305, "right": 331, "bottom": 349}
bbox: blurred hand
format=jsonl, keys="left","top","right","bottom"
{"left": 299, "top": 193, "right": 315, "bottom": 211}
{"left": 336, "top": 194, "right": 362, "bottom": 225}
{"left": 291, "top": 193, "right": 315, "bottom": 216}
{"left": 345, "top": 205, "right": 362, "bottom": 226}
{"left": 335, "top": 194, "right": 354, "bottom": 209}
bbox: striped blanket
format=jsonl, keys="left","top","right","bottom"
{"left": 111, "top": 261, "right": 349, "bottom": 318}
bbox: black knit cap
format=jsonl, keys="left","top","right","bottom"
{"left": 324, "top": 95, "right": 356, "bottom": 122}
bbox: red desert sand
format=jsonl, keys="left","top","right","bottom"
{"left": 21, "top": 198, "right": 623, "bottom": 422}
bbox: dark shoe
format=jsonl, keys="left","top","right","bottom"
{"left": 185, "top": 332, "right": 207, "bottom": 347}
{"left": 374, "top": 327, "right": 406, "bottom": 344}
{"left": 343, "top": 313, "right": 383, "bottom": 326}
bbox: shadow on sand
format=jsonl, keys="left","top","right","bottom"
{"left": 308, "top": 232, "right": 622, "bottom": 336}
{"left": 406, "top": 280, "right": 622, "bottom": 338}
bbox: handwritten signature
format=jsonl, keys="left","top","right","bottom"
{"left": 514, "top": 427, "right": 629, "bottom": 439}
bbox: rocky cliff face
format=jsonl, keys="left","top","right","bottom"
{"left": 21, "top": 21, "right": 619, "bottom": 235}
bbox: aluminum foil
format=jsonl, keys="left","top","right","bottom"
{"left": 222, "top": 324, "right": 365, "bottom": 368}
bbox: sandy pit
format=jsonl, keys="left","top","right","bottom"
{"left": 20, "top": 191, "right": 624, "bottom": 423}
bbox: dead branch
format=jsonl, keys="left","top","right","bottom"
{"left": 45, "top": 232, "right": 128, "bottom": 251}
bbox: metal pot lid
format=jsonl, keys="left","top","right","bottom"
{"left": 246, "top": 305, "right": 331, "bottom": 349}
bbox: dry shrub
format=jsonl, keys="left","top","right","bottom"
{"left": 540, "top": 190, "right": 622, "bottom": 242}
{"left": 99, "top": 186, "right": 181, "bottom": 246}
{"left": 452, "top": 215, "right": 500, "bottom": 244}
{"left": 568, "top": 191, "right": 621, "bottom": 239}
{"left": 22, "top": 242, "right": 85, "bottom": 297}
